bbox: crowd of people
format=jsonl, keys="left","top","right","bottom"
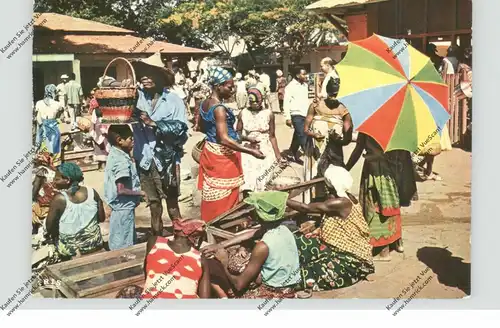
{"left": 31, "top": 43, "right": 472, "bottom": 299}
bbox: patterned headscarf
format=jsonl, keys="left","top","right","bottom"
{"left": 247, "top": 88, "right": 263, "bottom": 109}
{"left": 58, "top": 162, "right": 83, "bottom": 195}
{"left": 243, "top": 191, "right": 288, "bottom": 222}
{"left": 173, "top": 219, "right": 206, "bottom": 244}
{"left": 43, "top": 84, "right": 57, "bottom": 106}
{"left": 207, "top": 66, "right": 233, "bottom": 86}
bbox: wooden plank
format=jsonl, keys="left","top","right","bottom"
{"left": 78, "top": 274, "right": 145, "bottom": 298}
{"left": 207, "top": 201, "right": 249, "bottom": 225}
{"left": 44, "top": 267, "right": 77, "bottom": 298}
{"left": 220, "top": 218, "right": 251, "bottom": 230}
{"left": 68, "top": 258, "right": 144, "bottom": 283}
{"left": 206, "top": 226, "right": 237, "bottom": 240}
{"left": 215, "top": 207, "right": 254, "bottom": 226}
{"left": 48, "top": 244, "right": 145, "bottom": 272}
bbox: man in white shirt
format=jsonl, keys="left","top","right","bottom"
{"left": 56, "top": 74, "right": 68, "bottom": 120}
{"left": 283, "top": 66, "right": 309, "bottom": 164}
{"left": 259, "top": 70, "right": 271, "bottom": 109}
{"left": 320, "top": 57, "right": 340, "bottom": 99}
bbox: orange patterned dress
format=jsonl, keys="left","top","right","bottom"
{"left": 142, "top": 237, "right": 203, "bottom": 299}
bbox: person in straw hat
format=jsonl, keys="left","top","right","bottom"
{"left": 130, "top": 52, "right": 189, "bottom": 236}
{"left": 286, "top": 165, "right": 375, "bottom": 291}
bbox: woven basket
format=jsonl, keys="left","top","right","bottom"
{"left": 266, "top": 163, "right": 302, "bottom": 190}
{"left": 192, "top": 138, "right": 206, "bottom": 164}
{"left": 94, "top": 57, "right": 137, "bottom": 123}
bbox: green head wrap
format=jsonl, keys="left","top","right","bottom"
{"left": 58, "top": 162, "right": 83, "bottom": 194}
{"left": 243, "top": 191, "right": 289, "bottom": 222}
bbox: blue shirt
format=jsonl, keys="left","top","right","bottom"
{"left": 198, "top": 102, "right": 239, "bottom": 143}
{"left": 104, "top": 146, "right": 142, "bottom": 210}
{"left": 260, "top": 225, "right": 301, "bottom": 288}
{"left": 133, "top": 88, "right": 188, "bottom": 171}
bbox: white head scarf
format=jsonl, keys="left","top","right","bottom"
{"left": 276, "top": 69, "right": 283, "bottom": 77}
{"left": 235, "top": 72, "right": 243, "bottom": 80}
{"left": 324, "top": 165, "right": 353, "bottom": 198}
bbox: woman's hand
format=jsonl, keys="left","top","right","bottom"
{"left": 313, "top": 133, "right": 325, "bottom": 140}
{"left": 330, "top": 130, "right": 342, "bottom": 141}
{"left": 250, "top": 148, "right": 266, "bottom": 159}
{"left": 215, "top": 248, "right": 229, "bottom": 265}
{"left": 246, "top": 136, "right": 260, "bottom": 145}
{"left": 201, "top": 244, "right": 220, "bottom": 258}
{"left": 277, "top": 157, "right": 288, "bottom": 169}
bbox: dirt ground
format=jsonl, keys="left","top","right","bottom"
{"left": 83, "top": 99, "right": 471, "bottom": 300}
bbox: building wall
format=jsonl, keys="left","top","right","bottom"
{"left": 32, "top": 61, "right": 72, "bottom": 101}
{"left": 299, "top": 46, "right": 346, "bottom": 73}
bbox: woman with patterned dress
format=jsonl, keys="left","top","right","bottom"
{"left": 35, "top": 84, "right": 64, "bottom": 167}
{"left": 45, "top": 163, "right": 105, "bottom": 259}
{"left": 237, "top": 88, "right": 283, "bottom": 194}
{"left": 211, "top": 191, "right": 301, "bottom": 299}
{"left": 303, "top": 79, "right": 353, "bottom": 202}
{"left": 346, "top": 133, "right": 404, "bottom": 260}
{"left": 142, "top": 219, "right": 210, "bottom": 299}
{"left": 197, "top": 67, "right": 265, "bottom": 223}
{"left": 287, "top": 165, "right": 374, "bottom": 291}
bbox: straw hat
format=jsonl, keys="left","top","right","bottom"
{"left": 131, "top": 52, "right": 174, "bottom": 86}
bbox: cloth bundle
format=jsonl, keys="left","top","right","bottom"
{"left": 155, "top": 120, "right": 189, "bottom": 187}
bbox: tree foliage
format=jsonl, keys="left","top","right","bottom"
{"left": 34, "top": 0, "right": 343, "bottom": 64}
{"left": 34, "top": 0, "right": 173, "bottom": 39}
{"left": 162, "top": 0, "right": 342, "bottom": 64}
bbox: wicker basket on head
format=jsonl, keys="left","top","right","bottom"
{"left": 192, "top": 138, "right": 206, "bottom": 164}
{"left": 94, "top": 57, "right": 137, "bottom": 123}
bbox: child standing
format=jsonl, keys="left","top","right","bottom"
{"left": 104, "top": 125, "right": 145, "bottom": 250}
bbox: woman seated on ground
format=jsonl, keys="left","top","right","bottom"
{"left": 204, "top": 191, "right": 301, "bottom": 299}
{"left": 286, "top": 165, "right": 375, "bottom": 291}
{"left": 45, "top": 163, "right": 105, "bottom": 260}
{"left": 32, "top": 152, "right": 58, "bottom": 235}
{"left": 142, "top": 219, "right": 211, "bottom": 299}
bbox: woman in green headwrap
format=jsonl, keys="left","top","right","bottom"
{"left": 45, "top": 163, "right": 106, "bottom": 259}
{"left": 208, "top": 191, "right": 301, "bottom": 299}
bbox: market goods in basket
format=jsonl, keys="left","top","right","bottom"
{"left": 95, "top": 57, "right": 137, "bottom": 123}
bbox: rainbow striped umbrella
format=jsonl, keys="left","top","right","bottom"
{"left": 336, "top": 34, "right": 450, "bottom": 152}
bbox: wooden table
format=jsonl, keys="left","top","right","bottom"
{"left": 44, "top": 244, "right": 146, "bottom": 298}
{"left": 205, "top": 178, "right": 326, "bottom": 243}
{"left": 60, "top": 122, "right": 98, "bottom": 172}
{"left": 43, "top": 239, "right": 211, "bottom": 299}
